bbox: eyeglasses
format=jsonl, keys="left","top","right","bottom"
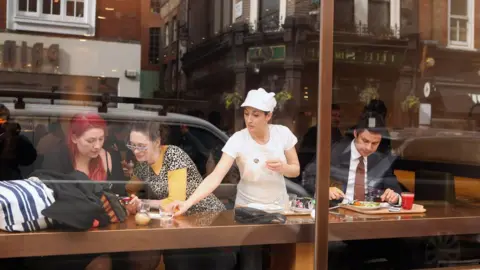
{"left": 126, "top": 143, "right": 148, "bottom": 152}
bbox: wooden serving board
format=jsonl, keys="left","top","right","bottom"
{"left": 340, "top": 204, "right": 426, "bottom": 215}
{"left": 282, "top": 210, "right": 312, "bottom": 216}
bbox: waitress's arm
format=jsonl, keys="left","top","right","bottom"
{"left": 279, "top": 147, "right": 300, "bottom": 178}
{"left": 181, "top": 153, "right": 235, "bottom": 209}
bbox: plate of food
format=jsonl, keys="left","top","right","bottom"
{"left": 350, "top": 201, "right": 381, "bottom": 210}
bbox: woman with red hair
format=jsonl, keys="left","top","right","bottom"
{"left": 42, "top": 112, "right": 125, "bottom": 193}
{"left": 40, "top": 112, "right": 126, "bottom": 270}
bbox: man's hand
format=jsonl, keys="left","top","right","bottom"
{"left": 381, "top": 188, "right": 399, "bottom": 204}
{"left": 329, "top": 187, "right": 345, "bottom": 200}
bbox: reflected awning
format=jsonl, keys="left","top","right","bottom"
{"left": 430, "top": 80, "right": 480, "bottom": 115}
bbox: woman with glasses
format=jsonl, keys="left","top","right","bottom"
{"left": 124, "top": 121, "right": 225, "bottom": 215}
{"left": 124, "top": 121, "right": 231, "bottom": 270}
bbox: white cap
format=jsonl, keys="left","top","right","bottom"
{"left": 240, "top": 88, "right": 277, "bottom": 112}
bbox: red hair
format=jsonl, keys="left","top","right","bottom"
{"left": 67, "top": 113, "right": 107, "bottom": 181}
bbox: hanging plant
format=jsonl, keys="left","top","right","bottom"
{"left": 223, "top": 91, "right": 244, "bottom": 110}
{"left": 401, "top": 95, "right": 420, "bottom": 112}
{"left": 359, "top": 86, "right": 380, "bottom": 105}
{"left": 275, "top": 90, "right": 293, "bottom": 110}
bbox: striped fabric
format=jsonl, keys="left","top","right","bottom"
{"left": 0, "top": 177, "right": 55, "bottom": 232}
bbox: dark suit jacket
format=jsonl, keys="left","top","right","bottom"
{"left": 330, "top": 139, "right": 401, "bottom": 194}
{"left": 302, "top": 139, "right": 401, "bottom": 196}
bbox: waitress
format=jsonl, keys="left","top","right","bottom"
{"left": 170, "top": 87, "right": 300, "bottom": 214}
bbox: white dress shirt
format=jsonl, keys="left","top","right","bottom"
{"left": 343, "top": 140, "right": 367, "bottom": 202}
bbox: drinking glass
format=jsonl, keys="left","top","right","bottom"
{"left": 286, "top": 194, "right": 298, "bottom": 211}
{"left": 159, "top": 209, "right": 174, "bottom": 221}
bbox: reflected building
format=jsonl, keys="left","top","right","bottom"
{"left": 416, "top": 0, "right": 480, "bottom": 131}
{"left": 168, "top": 0, "right": 420, "bottom": 134}
{"left": 0, "top": 0, "right": 142, "bottom": 108}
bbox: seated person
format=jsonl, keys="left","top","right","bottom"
{"left": 0, "top": 104, "right": 37, "bottom": 181}
{"left": 124, "top": 121, "right": 230, "bottom": 270}
{"left": 42, "top": 113, "right": 126, "bottom": 196}
{"left": 303, "top": 112, "right": 401, "bottom": 202}
{"left": 37, "top": 113, "right": 129, "bottom": 270}
{"left": 304, "top": 112, "right": 409, "bottom": 270}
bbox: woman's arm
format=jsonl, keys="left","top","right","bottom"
{"left": 266, "top": 147, "right": 300, "bottom": 178}
{"left": 168, "top": 153, "right": 235, "bottom": 215}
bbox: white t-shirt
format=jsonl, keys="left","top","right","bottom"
{"left": 222, "top": 124, "right": 298, "bottom": 206}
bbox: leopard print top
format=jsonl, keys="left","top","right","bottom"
{"left": 133, "top": 145, "right": 226, "bottom": 215}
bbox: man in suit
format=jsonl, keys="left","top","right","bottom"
{"left": 328, "top": 111, "right": 401, "bottom": 204}
{"left": 302, "top": 112, "right": 402, "bottom": 201}
{"left": 322, "top": 112, "right": 410, "bottom": 269}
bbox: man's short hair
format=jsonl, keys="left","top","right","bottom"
{"left": 332, "top": 104, "right": 340, "bottom": 111}
{"left": 355, "top": 111, "right": 386, "bottom": 136}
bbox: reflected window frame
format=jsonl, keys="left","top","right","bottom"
{"left": 448, "top": 0, "right": 474, "bottom": 50}
{"left": 6, "top": 0, "right": 96, "bottom": 36}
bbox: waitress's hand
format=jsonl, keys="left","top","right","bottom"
{"left": 165, "top": 200, "right": 192, "bottom": 217}
{"left": 265, "top": 159, "right": 285, "bottom": 173}
{"left": 125, "top": 195, "right": 140, "bottom": 215}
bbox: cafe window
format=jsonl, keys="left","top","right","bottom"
{"left": 150, "top": 0, "right": 161, "bottom": 13}
{"left": 334, "top": 0, "right": 354, "bottom": 31}
{"left": 164, "top": 23, "right": 170, "bottom": 47}
{"left": 249, "top": 0, "right": 286, "bottom": 32}
{"left": 149, "top": 27, "right": 160, "bottom": 65}
{"left": 448, "top": 0, "right": 474, "bottom": 49}
{"left": 354, "top": 0, "right": 400, "bottom": 34}
{"left": 7, "top": 0, "right": 96, "bottom": 36}
{"left": 368, "top": 0, "right": 390, "bottom": 28}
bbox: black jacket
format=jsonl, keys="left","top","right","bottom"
{"left": 30, "top": 170, "right": 111, "bottom": 231}
{"left": 42, "top": 144, "right": 127, "bottom": 196}
{"left": 303, "top": 138, "right": 401, "bottom": 196}
{"left": 0, "top": 125, "right": 37, "bottom": 181}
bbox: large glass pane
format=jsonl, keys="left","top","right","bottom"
{"left": 451, "top": 0, "right": 468, "bottom": 16}
{"left": 42, "top": 0, "right": 61, "bottom": 15}
{"left": 326, "top": 0, "right": 480, "bottom": 269}
{"left": 3, "top": 0, "right": 479, "bottom": 269}
{"left": 259, "top": 0, "right": 280, "bottom": 32}
{"left": 28, "top": 0, "right": 37, "bottom": 12}
{"left": 18, "top": 0, "right": 27, "bottom": 11}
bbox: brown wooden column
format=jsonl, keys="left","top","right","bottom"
{"left": 315, "top": 1, "right": 334, "bottom": 270}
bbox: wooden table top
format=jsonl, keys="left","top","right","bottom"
{"left": 1, "top": 202, "right": 480, "bottom": 258}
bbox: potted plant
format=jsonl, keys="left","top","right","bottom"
{"left": 275, "top": 89, "right": 293, "bottom": 110}
{"left": 223, "top": 91, "right": 244, "bottom": 110}
{"left": 401, "top": 94, "right": 420, "bottom": 112}
{"left": 401, "top": 94, "right": 420, "bottom": 127}
{"left": 359, "top": 85, "right": 380, "bottom": 105}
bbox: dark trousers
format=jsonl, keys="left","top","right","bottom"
{"left": 163, "top": 247, "right": 237, "bottom": 270}
{"left": 328, "top": 239, "right": 412, "bottom": 270}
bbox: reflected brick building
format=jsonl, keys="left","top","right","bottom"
{"left": 0, "top": 0, "right": 143, "bottom": 105}
{"left": 157, "top": 0, "right": 419, "bottom": 134}
{"left": 416, "top": 0, "right": 480, "bottom": 131}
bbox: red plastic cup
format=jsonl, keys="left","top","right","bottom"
{"left": 401, "top": 192, "right": 415, "bottom": 210}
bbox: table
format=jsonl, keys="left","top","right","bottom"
{"left": 1, "top": 202, "right": 480, "bottom": 270}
